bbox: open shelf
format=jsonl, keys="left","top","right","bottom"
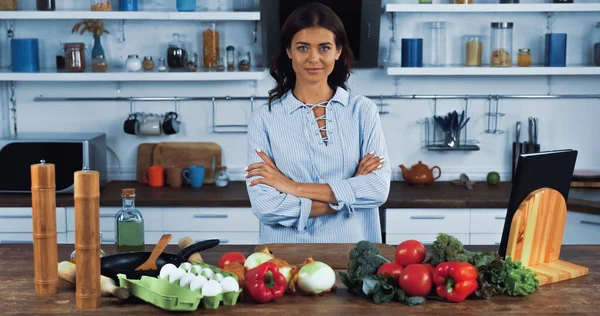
{"left": 385, "top": 4, "right": 600, "bottom": 13}
{"left": 426, "top": 144, "right": 480, "bottom": 151}
{"left": 0, "top": 11, "right": 260, "bottom": 21}
{"left": 387, "top": 66, "right": 600, "bottom": 76}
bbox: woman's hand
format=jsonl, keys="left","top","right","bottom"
{"left": 246, "top": 150, "right": 298, "bottom": 195}
{"left": 354, "top": 152, "right": 384, "bottom": 176}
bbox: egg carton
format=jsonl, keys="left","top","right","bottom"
{"left": 185, "top": 261, "right": 243, "bottom": 309}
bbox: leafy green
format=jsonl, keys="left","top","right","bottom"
{"left": 491, "top": 257, "right": 539, "bottom": 296}
{"left": 340, "top": 241, "right": 425, "bottom": 306}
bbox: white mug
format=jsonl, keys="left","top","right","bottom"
{"left": 140, "top": 114, "right": 161, "bottom": 136}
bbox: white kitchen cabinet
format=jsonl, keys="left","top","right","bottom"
{"left": 162, "top": 207, "right": 259, "bottom": 233}
{"left": 470, "top": 209, "right": 506, "bottom": 234}
{"left": 65, "top": 207, "right": 163, "bottom": 233}
{"left": 386, "top": 233, "right": 470, "bottom": 246}
{"left": 385, "top": 208, "right": 470, "bottom": 235}
{"left": 0, "top": 232, "right": 67, "bottom": 244}
{"left": 67, "top": 231, "right": 164, "bottom": 245}
{"left": 469, "top": 234, "right": 503, "bottom": 246}
{"left": 562, "top": 211, "right": 600, "bottom": 245}
{"left": 0, "top": 207, "right": 66, "bottom": 233}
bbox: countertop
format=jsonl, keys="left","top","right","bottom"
{"left": 0, "top": 243, "right": 597, "bottom": 315}
{"left": 0, "top": 181, "right": 598, "bottom": 215}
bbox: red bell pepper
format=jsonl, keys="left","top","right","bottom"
{"left": 433, "top": 262, "right": 478, "bottom": 303}
{"left": 245, "top": 262, "right": 287, "bottom": 303}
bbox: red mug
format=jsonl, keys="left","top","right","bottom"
{"left": 144, "top": 165, "right": 164, "bottom": 187}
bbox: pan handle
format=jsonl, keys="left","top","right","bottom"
{"left": 178, "top": 239, "right": 220, "bottom": 260}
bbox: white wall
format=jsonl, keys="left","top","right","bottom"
{"left": 2, "top": 0, "right": 599, "bottom": 183}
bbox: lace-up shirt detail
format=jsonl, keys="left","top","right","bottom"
{"left": 245, "top": 87, "right": 391, "bottom": 244}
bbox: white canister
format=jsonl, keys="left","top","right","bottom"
{"left": 126, "top": 55, "right": 142, "bottom": 72}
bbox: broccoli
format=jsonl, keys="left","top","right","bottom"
{"left": 340, "top": 240, "right": 390, "bottom": 295}
{"left": 429, "top": 233, "right": 471, "bottom": 265}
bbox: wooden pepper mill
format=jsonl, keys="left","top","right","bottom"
{"left": 31, "top": 160, "right": 59, "bottom": 295}
{"left": 74, "top": 168, "right": 101, "bottom": 309}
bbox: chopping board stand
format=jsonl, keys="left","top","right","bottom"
{"left": 506, "top": 188, "right": 588, "bottom": 286}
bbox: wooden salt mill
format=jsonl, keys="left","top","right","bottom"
{"left": 74, "top": 168, "right": 101, "bottom": 309}
{"left": 31, "top": 160, "right": 59, "bottom": 295}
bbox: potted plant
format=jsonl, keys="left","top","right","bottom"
{"left": 72, "top": 19, "right": 109, "bottom": 59}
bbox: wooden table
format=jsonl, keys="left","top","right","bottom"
{"left": 0, "top": 244, "right": 597, "bottom": 315}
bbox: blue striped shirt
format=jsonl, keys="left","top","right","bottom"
{"left": 245, "top": 86, "right": 391, "bottom": 243}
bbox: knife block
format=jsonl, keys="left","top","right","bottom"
{"left": 506, "top": 187, "right": 588, "bottom": 286}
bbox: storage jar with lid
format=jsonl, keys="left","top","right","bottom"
{"left": 517, "top": 48, "right": 531, "bottom": 67}
{"left": 424, "top": 21, "right": 447, "bottom": 66}
{"left": 454, "top": 0, "right": 472, "bottom": 3}
{"left": 593, "top": 22, "right": 600, "bottom": 67}
{"left": 490, "top": 22, "right": 513, "bottom": 67}
{"left": 167, "top": 33, "right": 188, "bottom": 69}
{"left": 142, "top": 56, "right": 154, "bottom": 71}
{"left": 238, "top": 48, "right": 251, "bottom": 71}
{"left": 226, "top": 45, "right": 235, "bottom": 70}
{"left": 91, "top": 0, "right": 112, "bottom": 11}
{"left": 126, "top": 55, "right": 142, "bottom": 72}
{"left": 37, "top": 0, "right": 55, "bottom": 11}
{"left": 64, "top": 43, "right": 86, "bottom": 72}
{"left": 203, "top": 23, "right": 220, "bottom": 68}
{"left": 463, "top": 35, "right": 483, "bottom": 67}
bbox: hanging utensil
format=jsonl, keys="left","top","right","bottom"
{"left": 512, "top": 121, "right": 522, "bottom": 181}
{"left": 527, "top": 117, "right": 534, "bottom": 153}
{"left": 533, "top": 117, "right": 540, "bottom": 153}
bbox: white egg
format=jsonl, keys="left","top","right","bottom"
{"left": 179, "top": 272, "right": 196, "bottom": 287}
{"left": 190, "top": 275, "right": 208, "bottom": 291}
{"left": 200, "top": 268, "right": 214, "bottom": 280}
{"left": 179, "top": 262, "right": 193, "bottom": 272}
{"left": 220, "top": 276, "right": 239, "bottom": 292}
{"left": 190, "top": 265, "right": 203, "bottom": 275}
{"left": 159, "top": 263, "right": 177, "bottom": 280}
{"left": 201, "top": 280, "right": 222, "bottom": 297}
{"left": 212, "top": 273, "right": 224, "bottom": 282}
{"left": 168, "top": 268, "right": 187, "bottom": 284}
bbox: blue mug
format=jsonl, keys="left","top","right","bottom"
{"left": 183, "top": 165, "right": 205, "bottom": 188}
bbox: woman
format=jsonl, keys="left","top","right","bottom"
{"left": 245, "top": 3, "right": 391, "bottom": 243}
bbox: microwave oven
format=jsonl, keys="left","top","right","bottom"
{"left": 0, "top": 132, "right": 108, "bottom": 193}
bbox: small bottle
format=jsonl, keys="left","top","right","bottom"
{"left": 142, "top": 56, "right": 154, "bottom": 71}
{"left": 216, "top": 57, "right": 225, "bottom": 71}
{"left": 92, "top": 55, "right": 108, "bottom": 72}
{"left": 226, "top": 45, "right": 235, "bottom": 70}
{"left": 157, "top": 57, "right": 168, "bottom": 72}
{"left": 238, "top": 49, "right": 251, "bottom": 71}
{"left": 115, "top": 188, "right": 145, "bottom": 253}
{"left": 70, "top": 232, "right": 106, "bottom": 263}
{"left": 517, "top": 48, "right": 531, "bottom": 67}
{"left": 126, "top": 55, "right": 142, "bottom": 72}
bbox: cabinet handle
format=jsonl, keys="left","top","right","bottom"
{"left": 580, "top": 220, "right": 600, "bottom": 226}
{"left": 193, "top": 214, "right": 228, "bottom": 219}
{"left": 0, "top": 215, "right": 32, "bottom": 219}
{"left": 410, "top": 215, "right": 445, "bottom": 220}
{"left": 99, "top": 214, "right": 115, "bottom": 218}
{"left": 494, "top": 216, "right": 506, "bottom": 220}
{"left": 1, "top": 240, "right": 33, "bottom": 244}
{"left": 196, "top": 239, "right": 229, "bottom": 244}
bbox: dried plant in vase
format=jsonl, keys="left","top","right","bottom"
{"left": 72, "top": 19, "right": 110, "bottom": 58}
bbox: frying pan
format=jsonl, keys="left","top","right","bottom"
{"left": 101, "top": 239, "right": 220, "bottom": 282}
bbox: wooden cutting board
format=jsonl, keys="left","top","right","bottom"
{"left": 152, "top": 142, "right": 222, "bottom": 184}
{"left": 136, "top": 143, "right": 158, "bottom": 183}
{"left": 253, "top": 243, "right": 396, "bottom": 269}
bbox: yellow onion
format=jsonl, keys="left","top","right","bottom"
{"left": 294, "top": 257, "right": 335, "bottom": 295}
{"left": 268, "top": 257, "right": 299, "bottom": 293}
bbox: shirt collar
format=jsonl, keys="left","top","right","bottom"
{"left": 283, "top": 86, "right": 349, "bottom": 114}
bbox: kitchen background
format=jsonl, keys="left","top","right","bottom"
{"left": 1, "top": 0, "right": 599, "bottom": 184}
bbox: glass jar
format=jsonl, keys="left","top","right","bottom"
{"left": 418, "top": 0, "right": 432, "bottom": 3}
{"left": 70, "top": 232, "right": 106, "bottom": 263}
{"left": 214, "top": 167, "right": 229, "bottom": 187}
{"left": 115, "top": 188, "right": 145, "bottom": 253}
{"left": 216, "top": 57, "right": 225, "bottom": 71}
{"left": 226, "top": 45, "right": 235, "bottom": 70}
{"left": 167, "top": 33, "right": 188, "bottom": 69}
{"left": 454, "top": 0, "right": 472, "bottom": 3}
{"left": 386, "top": 35, "right": 402, "bottom": 66}
{"left": 119, "top": 0, "right": 138, "bottom": 11}
{"left": 91, "top": 0, "right": 112, "bottom": 11}
{"left": 593, "top": 22, "right": 600, "bottom": 67}
{"left": 464, "top": 35, "right": 483, "bottom": 67}
{"left": 157, "top": 57, "right": 168, "bottom": 72}
{"left": 177, "top": 0, "right": 196, "bottom": 12}
{"left": 517, "top": 48, "right": 531, "bottom": 67}
{"left": 424, "top": 21, "right": 446, "bottom": 66}
{"left": 142, "top": 56, "right": 154, "bottom": 71}
{"left": 37, "top": 0, "right": 55, "bottom": 11}
{"left": 238, "top": 49, "right": 251, "bottom": 71}
{"left": 203, "top": 23, "right": 220, "bottom": 68}
{"left": 490, "top": 22, "right": 513, "bottom": 67}
{"left": 126, "top": 55, "right": 142, "bottom": 72}
{"left": 64, "top": 43, "right": 86, "bottom": 72}
{"left": 187, "top": 53, "right": 199, "bottom": 72}
{"left": 92, "top": 55, "right": 108, "bottom": 72}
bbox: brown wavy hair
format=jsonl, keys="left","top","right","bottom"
{"left": 268, "top": 2, "right": 354, "bottom": 108}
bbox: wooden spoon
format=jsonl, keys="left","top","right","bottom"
{"left": 135, "top": 234, "right": 172, "bottom": 271}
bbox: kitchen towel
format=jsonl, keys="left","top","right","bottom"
{"left": 11, "top": 38, "right": 40, "bottom": 73}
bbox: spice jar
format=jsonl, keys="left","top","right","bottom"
{"left": 142, "top": 56, "right": 154, "bottom": 71}
{"left": 216, "top": 57, "right": 225, "bottom": 71}
{"left": 214, "top": 167, "right": 229, "bottom": 187}
{"left": 126, "top": 55, "right": 142, "bottom": 72}
{"left": 91, "top": 0, "right": 112, "bottom": 11}
{"left": 226, "top": 45, "right": 235, "bottom": 70}
{"left": 517, "top": 48, "right": 531, "bottom": 67}
{"left": 454, "top": 0, "right": 472, "bottom": 3}
{"left": 64, "top": 43, "right": 86, "bottom": 72}
{"left": 167, "top": 33, "right": 188, "bottom": 69}
{"left": 593, "top": 22, "right": 600, "bottom": 67}
{"left": 92, "top": 55, "right": 108, "bottom": 72}
{"left": 157, "top": 57, "right": 168, "bottom": 72}
{"left": 203, "top": 23, "right": 220, "bottom": 68}
{"left": 238, "top": 49, "right": 251, "bottom": 71}
{"left": 464, "top": 35, "right": 483, "bottom": 67}
{"left": 490, "top": 22, "right": 513, "bottom": 67}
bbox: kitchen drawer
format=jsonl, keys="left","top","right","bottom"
{"left": 169, "top": 232, "right": 260, "bottom": 245}
{"left": 163, "top": 208, "right": 259, "bottom": 232}
{"left": 563, "top": 211, "right": 600, "bottom": 245}
{"left": 385, "top": 208, "right": 470, "bottom": 234}
{"left": 470, "top": 208, "right": 507, "bottom": 234}
{"left": 0, "top": 207, "right": 66, "bottom": 233}
{"left": 386, "top": 233, "right": 470, "bottom": 246}
{"left": 470, "top": 234, "right": 503, "bottom": 246}
{"left": 66, "top": 207, "right": 163, "bottom": 232}
{"left": 67, "top": 231, "right": 164, "bottom": 245}
{"left": 0, "top": 232, "right": 67, "bottom": 244}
